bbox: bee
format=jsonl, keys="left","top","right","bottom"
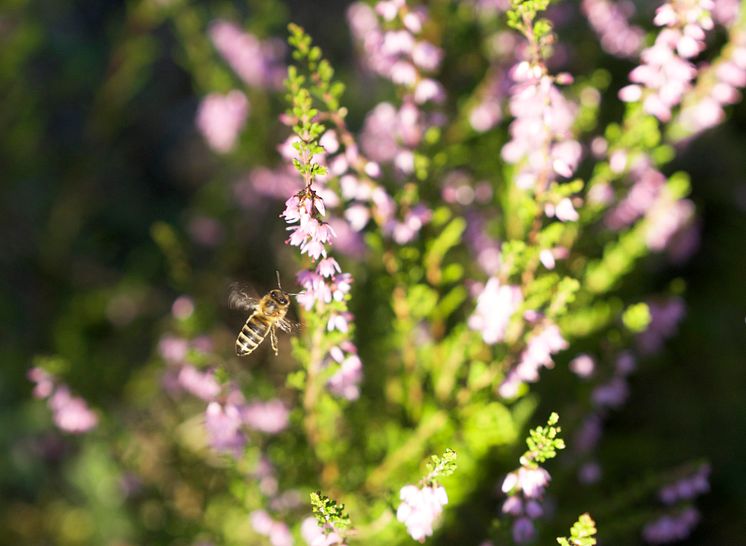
{"left": 229, "top": 274, "right": 297, "bottom": 357}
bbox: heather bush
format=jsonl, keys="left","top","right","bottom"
{"left": 3, "top": 0, "right": 746, "bottom": 545}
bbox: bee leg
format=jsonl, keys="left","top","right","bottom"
{"left": 270, "top": 326, "right": 279, "bottom": 356}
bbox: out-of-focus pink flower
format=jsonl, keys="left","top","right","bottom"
{"left": 512, "top": 517, "right": 536, "bottom": 544}
{"left": 327, "top": 349, "right": 363, "bottom": 401}
{"left": 396, "top": 484, "right": 448, "bottom": 543}
{"left": 569, "top": 354, "right": 596, "bottom": 378}
{"left": 592, "top": 377, "right": 629, "bottom": 408}
{"left": 209, "top": 20, "right": 285, "bottom": 89}
{"left": 159, "top": 335, "right": 189, "bottom": 363}
{"left": 242, "top": 400, "right": 289, "bottom": 434}
{"left": 619, "top": 1, "right": 714, "bottom": 121}
{"left": 301, "top": 517, "right": 346, "bottom": 546}
{"left": 660, "top": 464, "right": 710, "bottom": 505}
{"left": 582, "top": 0, "right": 645, "bottom": 58}
{"left": 204, "top": 400, "right": 245, "bottom": 457}
{"left": 250, "top": 510, "right": 294, "bottom": 546}
{"left": 28, "top": 367, "right": 54, "bottom": 399}
{"left": 468, "top": 277, "right": 523, "bottom": 344}
{"left": 48, "top": 386, "right": 98, "bottom": 434}
{"left": 171, "top": 296, "right": 195, "bottom": 320}
{"left": 196, "top": 91, "right": 249, "bottom": 153}
{"left": 177, "top": 366, "right": 220, "bottom": 401}
{"left": 637, "top": 298, "right": 686, "bottom": 355}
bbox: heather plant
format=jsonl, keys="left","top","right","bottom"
{"left": 8, "top": 0, "right": 746, "bottom": 545}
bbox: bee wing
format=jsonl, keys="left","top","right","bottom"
{"left": 228, "top": 283, "right": 260, "bottom": 311}
{"left": 277, "top": 317, "right": 300, "bottom": 333}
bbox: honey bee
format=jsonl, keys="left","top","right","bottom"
{"left": 229, "top": 274, "right": 297, "bottom": 357}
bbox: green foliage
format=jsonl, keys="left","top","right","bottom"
{"left": 557, "top": 513, "right": 598, "bottom": 546}
{"left": 507, "top": 0, "right": 554, "bottom": 45}
{"left": 622, "top": 303, "right": 652, "bottom": 333}
{"left": 424, "top": 448, "right": 458, "bottom": 481}
{"left": 310, "top": 491, "right": 351, "bottom": 530}
{"left": 524, "top": 412, "right": 565, "bottom": 465}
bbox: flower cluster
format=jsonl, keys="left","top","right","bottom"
{"left": 501, "top": 413, "right": 565, "bottom": 544}
{"left": 499, "top": 322, "right": 568, "bottom": 398}
{"left": 619, "top": 0, "right": 715, "bottom": 121}
{"left": 396, "top": 449, "right": 456, "bottom": 543}
{"left": 301, "top": 517, "right": 347, "bottom": 546}
{"left": 209, "top": 20, "right": 286, "bottom": 90}
{"left": 501, "top": 61, "right": 581, "bottom": 192}
{"left": 396, "top": 485, "right": 449, "bottom": 543}
{"left": 659, "top": 464, "right": 711, "bottom": 505}
{"left": 582, "top": 0, "right": 645, "bottom": 59}
{"left": 250, "top": 510, "right": 293, "bottom": 546}
{"left": 28, "top": 367, "right": 98, "bottom": 434}
{"left": 642, "top": 507, "right": 701, "bottom": 544}
{"left": 677, "top": 26, "right": 746, "bottom": 135}
{"left": 468, "top": 276, "right": 523, "bottom": 344}
{"left": 195, "top": 90, "right": 249, "bottom": 154}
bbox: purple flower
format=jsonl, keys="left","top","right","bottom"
{"left": 209, "top": 20, "right": 285, "bottom": 89}
{"left": 643, "top": 507, "right": 700, "bottom": 544}
{"left": 582, "top": 0, "right": 645, "bottom": 58}
{"left": 204, "top": 400, "right": 246, "bottom": 457}
{"left": 620, "top": 1, "right": 714, "bottom": 121}
{"left": 327, "top": 349, "right": 363, "bottom": 401}
{"left": 250, "top": 510, "right": 294, "bottom": 546}
{"left": 396, "top": 484, "right": 448, "bottom": 543}
{"left": 48, "top": 387, "right": 98, "bottom": 434}
{"left": 196, "top": 91, "right": 249, "bottom": 153}
{"left": 242, "top": 399, "right": 289, "bottom": 434}
{"left": 468, "top": 277, "right": 523, "bottom": 344}
{"left": 177, "top": 366, "right": 220, "bottom": 401}
{"left": 301, "top": 517, "right": 346, "bottom": 546}
{"left": 512, "top": 517, "right": 536, "bottom": 544}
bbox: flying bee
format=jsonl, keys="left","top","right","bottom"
{"left": 229, "top": 274, "right": 298, "bottom": 357}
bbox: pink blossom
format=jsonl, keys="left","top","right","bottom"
{"left": 48, "top": 387, "right": 98, "bottom": 434}
{"left": 327, "top": 352, "right": 363, "bottom": 401}
{"left": 301, "top": 517, "right": 346, "bottom": 546}
{"left": 569, "top": 354, "right": 596, "bottom": 378}
{"left": 637, "top": 298, "right": 686, "bottom": 354}
{"left": 506, "top": 324, "right": 568, "bottom": 389}
{"left": 582, "top": 0, "right": 645, "bottom": 58}
{"left": 643, "top": 507, "right": 700, "bottom": 544}
{"left": 250, "top": 511, "right": 294, "bottom": 546}
{"left": 502, "top": 61, "right": 580, "bottom": 190}
{"left": 28, "top": 367, "right": 54, "bottom": 399}
{"left": 196, "top": 91, "right": 249, "bottom": 153}
{"left": 204, "top": 400, "right": 246, "bottom": 457}
{"left": 468, "top": 277, "right": 523, "bottom": 344}
{"left": 396, "top": 484, "right": 448, "bottom": 543}
{"left": 512, "top": 517, "right": 536, "bottom": 544}
{"left": 620, "top": 1, "right": 714, "bottom": 121}
{"left": 177, "top": 366, "right": 220, "bottom": 401}
{"left": 159, "top": 335, "right": 189, "bottom": 363}
{"left": 242, "top": 399, "right": 289, "bottom": 434}
{"left": 209, "top": 20, "right": 285, "bottom": 89}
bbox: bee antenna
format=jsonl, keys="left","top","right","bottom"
{"left": 276, "top": 270, "right": 282, "bottom": 290}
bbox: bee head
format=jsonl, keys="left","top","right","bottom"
{"left": 269, "top": 289, "right": 289, "bottom": 306}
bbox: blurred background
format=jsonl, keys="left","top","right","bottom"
{"left": 1, "top": 0, "right": 744, "bottom": 544}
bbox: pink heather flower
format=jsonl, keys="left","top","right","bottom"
{"left": 159, "top": 335, "right": 189, "bottom": 363}
{"left": 660, "top": 465, "right": 710, "bottom": 504}
{"left": 242, "top": 400, "right": 289, "bottom": 434}
{"left": 592, "top": 377, "right": 629, "bottom": 409}
{"left": 177, "top": 366, "right": 220, "bottom": 401}
{"left": 196, "top": 91, "right": 249, "bottom": 153}
{"left": 546, "top": 197, "right": 580, "bottom": 222}
{"left": 468, "top": 277, "right": 523, "bottom": 344}
{"left": 620, "top": 1, "right": 714, "bottom": 121}
{"left": 188, "top": 216, "right": 223, "bottom": 247}
{"left": 502, "top": 61, "right": 580, "bottom": 190}
{"left": 171, "top": 296, "right": 195, "bottom": 319}
{"left": 48, "top": 386, "right": 98, "bottom": 434}
{"left": 396, "top": 484, "right": 448, "bottom": 543}
{"left": 209, "top": 20, "right": 285, "bottom": 89}
{"left": 606, "top": 163, "right": 666, "bottom": 230}
{"left": 643, "top": 507, "right": 700, "bottom": 544}
{"left": 512, "top": 517, "right": 536, "bottom": 544}
{"left": 301, "top": 517, "right": 346, "bottom": 546}
{"left": 28, "top": 367, "right": 54, "bottom": 399}
{"left": 501, "top": 496, "right": 523, "bottom": 515}
{"left": 644, "top": 194, "right": 695, "bottom": 252}
{"left": 327, "top": 352, "right": 363, "bottom": 401}
{"left": 637, "top": 298, "right": 686, "bottom": 354}
{"left": 582, "top": 0, "right": 645, "bottom": 58}
{"left": 569, "top": 354, "right": 596, "bottom": 378}
{"left": 507, "top": 323, "right": 568, "bottom": 387}
{"left": 204, "top": 400, "right": 246, "bottom": 457}
{"left": 250, "top": 511, "right": 294, "bottom": 546}
{"left": 501, "top": 467, "right": 551, "bottom": 498}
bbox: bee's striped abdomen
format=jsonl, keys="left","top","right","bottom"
{"left": 236, "top": 313, "right": 271, "bottom": 356}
